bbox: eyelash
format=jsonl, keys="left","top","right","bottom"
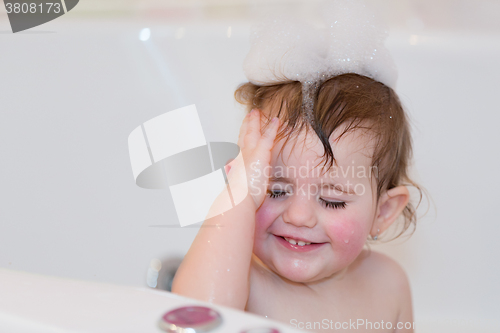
{"left": 267, "top": 190, "right": 346, "bottom": 209}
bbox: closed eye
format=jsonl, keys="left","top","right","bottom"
{"left": 320, "top": 199, "right": 346, "bottom": 209}
{"left": 267, "top": 190, "right": 346, "bottom": 209}
{"left": 267, "top": 190, "right": 288, "bottom": 198}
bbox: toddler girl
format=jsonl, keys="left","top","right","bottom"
{"left": 173, "top": 1, "right": 420, "bottom": 332}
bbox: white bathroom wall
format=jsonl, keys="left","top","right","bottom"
{"left": 0, "top": 19, "right": 248, "bottom": 285}
{"left": 0, "top": 1, "right": 499, "bottom": 332}
{"left": 375, "top": 31, "right": 500, "bottom": 332}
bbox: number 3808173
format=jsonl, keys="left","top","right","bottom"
{"left": 5, "top": 2, "right": 62, "bottom": 14}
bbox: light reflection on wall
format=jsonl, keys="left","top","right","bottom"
{"left": 146, "top": 257, "right": 183, "bottom": 291}
{"left": 146, "top": 258, "right": 162, "bottom": 288}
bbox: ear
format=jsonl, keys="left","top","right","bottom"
{"left": 371, "top": 186, "right": 410, "bottom": 238}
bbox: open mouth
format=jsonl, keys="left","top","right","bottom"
{"left": 274, "top": 235, "right": 326, "bottom": 252}
{"left": 281, "top": 236, "right": 315, "bottom": 246}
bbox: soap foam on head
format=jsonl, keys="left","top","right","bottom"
{"left": 243, "top": 0, "right": 398, "bottom": 89}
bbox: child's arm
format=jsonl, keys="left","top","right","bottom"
{"left": 171, "top": 110, "right": 279, "bottom": 310}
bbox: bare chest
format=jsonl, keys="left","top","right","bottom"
{"left": 245, "top": 268, "right": 398, "bottom": 332}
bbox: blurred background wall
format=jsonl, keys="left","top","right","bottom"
{"left": 44, "top": 0, "right": 500, "bottom": 33}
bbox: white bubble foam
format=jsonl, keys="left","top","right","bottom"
{"left": 243, "top": 0, "right": 398, "bottom": 89}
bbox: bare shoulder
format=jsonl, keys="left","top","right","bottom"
{"left": 352, "top": 250, "right": 410, "bottom": 289}
{"left": 351, "top": 250, "right": 414, "bottom": 326}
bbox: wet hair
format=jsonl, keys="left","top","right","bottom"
{"left": 234, "top": 73, "right": 422, "bottom": 241}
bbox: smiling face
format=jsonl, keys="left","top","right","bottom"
{"left": 253, "top": 125, "right": 379, "bottom": 283}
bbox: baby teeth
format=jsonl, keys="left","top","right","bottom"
{"left": 284, "top": 237, "right": 311, "bottom": 246}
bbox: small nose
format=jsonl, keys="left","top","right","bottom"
{"left": 281, "top": 192, "right": 317, "bottom": 228}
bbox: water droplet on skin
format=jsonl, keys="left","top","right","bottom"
{"left": 344, "top": 239, "right": 349, "bottom": 243}
{"left": 351, "top": 230, "right": 354, "bottom": 234}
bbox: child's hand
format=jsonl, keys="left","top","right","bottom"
{"left": 225, "top": 109, "right": 280, "bottom": 210}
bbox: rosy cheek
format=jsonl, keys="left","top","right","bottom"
{"left": 326, "top": 217, "right": 367, "bottom": 258}
{"left": 255, "top": 201, "right": 277, "bottom": 233}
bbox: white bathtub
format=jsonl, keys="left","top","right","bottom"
{"left": 0, "top": 268, "right": 306, "bottom": 332}
{"left": 0, "top": 1, "right": 499, "bottom": 332}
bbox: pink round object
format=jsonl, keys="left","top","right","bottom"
{"left": 240, "top": 328, "right": 280, "bottom": 333}
{"left": 159, "top": 306, "right": 222, "bottom": 332}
